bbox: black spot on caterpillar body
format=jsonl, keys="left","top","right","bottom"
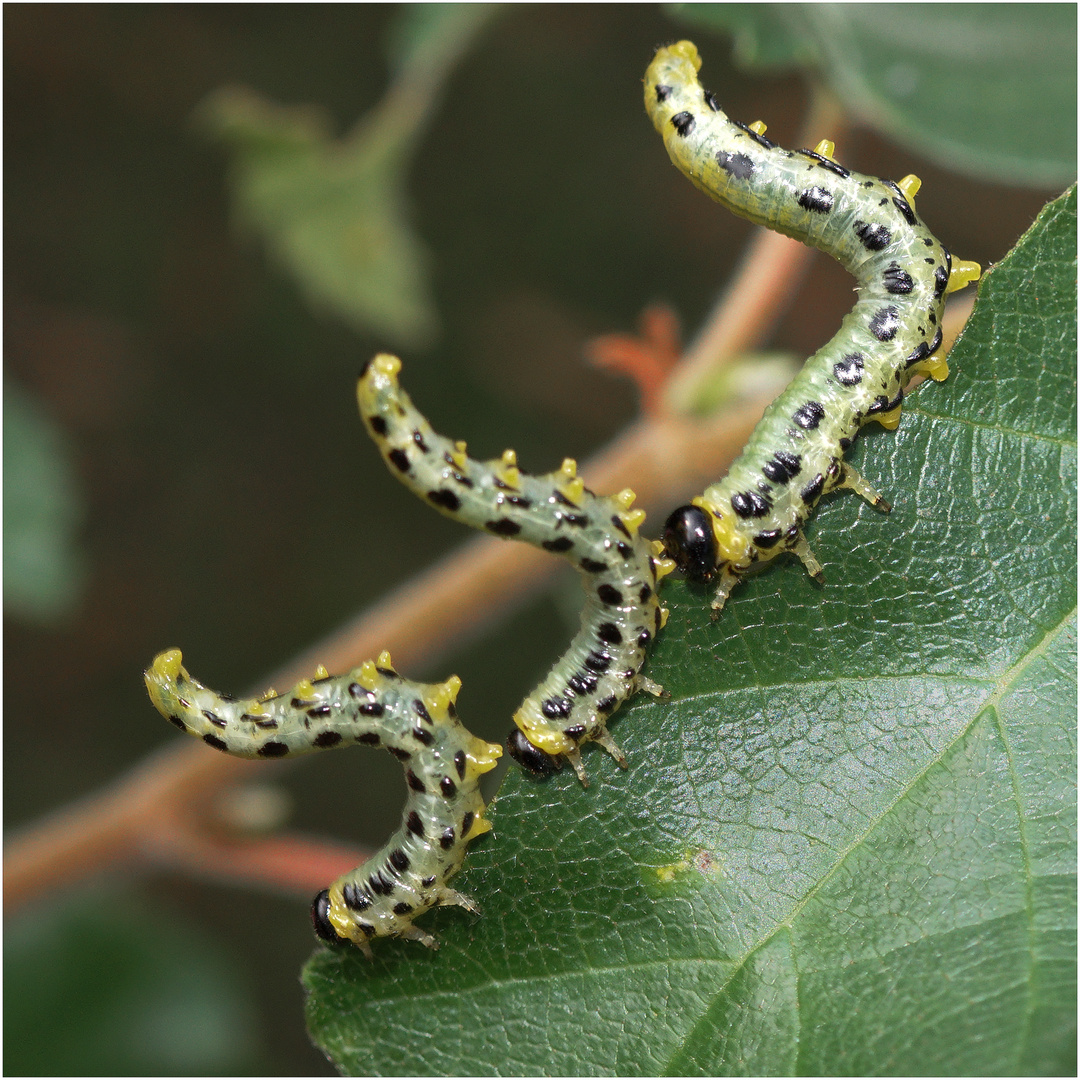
{"left": 357, "top": 355, "right": 675, "bottom": 786}
{"left": 645, "top": 42, "right": 981, "bottom": 614}
{"left": 144, "top": 648, "right": 501, "bottom": 958}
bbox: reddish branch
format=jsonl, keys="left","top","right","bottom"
{"left": 9, "top": 90, "right": 988, "bottom": 915}
{"left": 588, "top": 303, "right": 683, "bottom": 416}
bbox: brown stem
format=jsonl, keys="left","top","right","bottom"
{"left": 5, "top": 742, "right": 248, "bottom": 911}
{"left": 16, "top": 83, "right": 959, "bottom": 915}
{"left": 141, "top": 821, "right": 371, "bottom": 898}
{"left": 3, "top": 378, "right": 776, "bottom": 914}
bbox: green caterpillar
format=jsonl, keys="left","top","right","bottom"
{"left": 647, "top": 41, "right": 981, "bottom": 613}
{"left": 357, "top": 354, "right": 675, "bottom": 785}
{"left": 145, "top": 649, "right": 501, "bottom": 957}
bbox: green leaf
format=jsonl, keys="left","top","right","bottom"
{"left": 198, "top": 5, "right": 498, "bottom": 349}
{"left": 667, "top": 4, "right": 1077, "bottom": 188}
{"left": 3, "top": 378, "right": 86, "bottom": 625}
{"left": 303, "top": 189, "right": 1076, "bottom": 1074}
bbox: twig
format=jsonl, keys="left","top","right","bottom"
{"left": 4, "top": 385, "right": 775, "bottom": 913}
{"left": 11, "top": 84, "right": 971, "bottom": 914}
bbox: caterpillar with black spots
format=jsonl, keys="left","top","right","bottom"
{"left": 357, "top": 354, "right": 676, "bottom": 786}
{"left": 144, "top": 648, "right": 501, "bottom": 957}
{"left": 646, "top": 41, "right": 982, "bottom": 614}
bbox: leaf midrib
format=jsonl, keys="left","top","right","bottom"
{"left": 903, "top": 402, "right": 1076, "bottom": 447}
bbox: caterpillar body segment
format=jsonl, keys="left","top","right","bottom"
{"left": 144, "top": 648, "right": 501, "bottom": 958}
{"left": 357, "top": 354, "right": 674, "bottom": 785}
{"left": 645, "top": 41, "right": 981, "bottom": 614}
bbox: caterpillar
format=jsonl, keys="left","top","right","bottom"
{"left": 646, "top": 41, "right": 982, "bottom": 614}
{"left": 357, "top": 354, "right": 676, "bottom": 786}
{"left": 144, "top": 648, "right": 502, "bottom": 957}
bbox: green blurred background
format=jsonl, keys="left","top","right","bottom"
{"left": 4, "top": 5, "right": 1070, "bottom": 1073}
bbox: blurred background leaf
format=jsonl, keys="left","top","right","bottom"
{"left": 4, "top": 886, "right": 263, "bottom": 1075}
{"left": 196, "top": 4, "right": 500, "bottom": 349}
{"left": 3, "top": 378, "right": 87, "bottom": 625}
{"left": 304, "top": 192, "right": 1076, "bottom": 1075}
{"left": 669, "top": 3, "right": 1077, "bottom": 187}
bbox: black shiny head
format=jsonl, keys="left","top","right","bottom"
{"left": 311, "top": 889, "right": 347, "bottom": 946}
{"left": 663, "top": 504, "right": 718, "bottom": 583}
{"left": 506, "top": 728, "right": 562, "bottom": 776}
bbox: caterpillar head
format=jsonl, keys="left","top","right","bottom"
{"left": 505, "top": 728, "right": 563, "bottom": 777}
{"left": 311, "top": 889, "right": 350, "bottom": 947}
{"left": 662, "top": 504, "right": 718, "bottom": 583}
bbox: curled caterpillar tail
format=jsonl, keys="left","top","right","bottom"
{"left": 357, "top": 354, "right": 675, "bottom": 785}
{"left": 646, "top": 42, "right": 981, "bottom": 615}
{"left": 144, "top": 648, "right": 501, "bottom": 958}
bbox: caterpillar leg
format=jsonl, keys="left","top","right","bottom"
{"left": 561, "top": 733, "right": 625, "bottom": 789}
{"left": 910, "top": 351, "right": 950, "bottom": 383}
{"left": 709, "top": 566, "right": 742, "bottom": 619}
{"left": 391, "top": 888, "right": 480, "bottom": 952}
{"left": 790, "top": 533, "right": 825, "bottom": 584}
{"left": 637, "top": 676, "right": 666, "bottom": 698}
{"left": 441, "top": 888, "right": 481, "bottom": 915}
{"left": 874, "top": 405, "right": 903, "bottom": 431}
{"left": 563, "top": 675, "right": 665, "bottom": 782}
{"left": 339, "top": 913, "right": 459, "bottom": 958}
{"left": 592, "top": 729, "right": 628, "bottom": 769}
{"left": 563, "top": 748, "right": 588, "bottom": 787}
{"left": 838, "top": 463, "right": 892, "bottom": 513}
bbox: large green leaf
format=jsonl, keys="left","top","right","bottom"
{"left": 304, "top": 190, "right": 1076, "bottom": 1075}
{"left": 668, "top": 4, "right": 1077, "bottom": 188}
